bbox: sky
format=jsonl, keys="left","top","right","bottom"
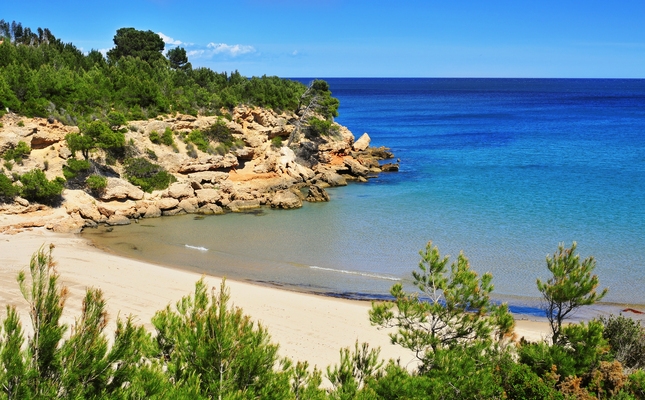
{"left": 3, "top": 0, "right": 645, "bottom": 78}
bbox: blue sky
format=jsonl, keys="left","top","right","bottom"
{"left": 3, "top": 0, "right": 645, "bottom": 78}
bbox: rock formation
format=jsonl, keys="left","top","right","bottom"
{"left": 0, "top": 106, "right": 397, "bottom": 233}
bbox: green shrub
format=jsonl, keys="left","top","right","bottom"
{"left": 271, "top": 136, "right": 283, "bottom": 148}
{"left": 0, "top": 173, "right": 18, "bottom": 201}
{"left": 62, "top": 158, "right": 91, "bottom": 180}
{"left": 601, "top": 314, "right": 645, "bottom": 369}
{"left": 17, "top": 120, "right": 24, "bottom": 127}
{"left": 204, "top": 118, "right": 233, "bottom": 144}
{"left": 149, "top": 130, "right": 161, "bottom": 144}
{"left": 0, "top": 122, "right": 4, "bottom": 128}
{"left": 18, "top": 169, "right": 65, "bottom": 204}
{"left": 307, "top": 117, "right": 338, "bottom": 138}
{"left": 2, "top": 141, "right": 31, "bottom": 164}
{"left": 124, "top": 157, "right": 176, "bottom": 193}
{"left": 186, "top": 130, "right": 210, "bottom": 152}
{"left": 4, "top": 161, "right": 13, "bottom": 171}
{"left": 145, "top": 148, "right": 158, "bottom": 160}
{"left": 86, "top": 174, "right": 107, "bottom": 192}
{"left": 161, "top": 127, "right": 174, "bottom": 146}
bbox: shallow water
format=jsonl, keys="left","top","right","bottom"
{"left": 84, "top": 78, "right": 645, "bottom": 310}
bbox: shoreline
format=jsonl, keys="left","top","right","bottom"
{"left": 1, "top": 227, "right": 640, "bottom": 370}
{"left": 82, "top": 223, "right": 645, "bottom": 322}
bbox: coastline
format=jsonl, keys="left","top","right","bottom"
{"left": 1, "top": 227, "right": 558, "bottom": 369}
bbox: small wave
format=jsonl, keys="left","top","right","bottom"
{"left": 309, "top": 266, "right": 400, "bottom": 281}
{"left": 185, "top": 244, "right": 208, "bottom": 251}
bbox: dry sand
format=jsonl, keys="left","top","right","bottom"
{"left": 0, "top": 228, "right": 552, "bottom": 370}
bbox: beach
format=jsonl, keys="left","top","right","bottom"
{"left": 1, "top": 225, "right": 553, "bottom": 370}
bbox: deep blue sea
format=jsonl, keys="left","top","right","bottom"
{"left": 84, "top": 78, "right": 645, "bottom": 311}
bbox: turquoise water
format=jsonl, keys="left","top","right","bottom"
{"left": 84, "top": 78, "right": 645, "bottom": 308}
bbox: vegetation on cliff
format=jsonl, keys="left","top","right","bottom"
{"left": 0, "top": 20, "right": 348, "bottom": 207}
{"left": 0, "top": 21, "right": 336, "bottom": 123}
{"left": 1, "top": 243, "right": 644, "bottom": 399}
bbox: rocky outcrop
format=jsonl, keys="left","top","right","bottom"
{"left": 270, "top": 190, "right": 302, "bottom": 209}
{"left": 306, "top": 185, "right": 330, "bottom": 202}
{"left": 99, "top": 178, "right": 145, "bottom": 201}
{"left": 1, "top": 106, "right": 398, "bottom": 232}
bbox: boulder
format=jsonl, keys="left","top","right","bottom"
{"left": 305, "top": 185, "right": 330, "bottom": 202}
{"left": 99, "top": 178, "right": 145, "bottom": 201}
{"left": 187, "top": 171, "right": 229, "bottom": 184}
{"left": 167, "top": 182, "right": 194, "bottom": 199}
{"left": 106, "top": 214, "right": 131, "bottom": 226}
{"left": 143, "top": 205, "right": 162, "bottom": 218}
{"left": 381, "top": 163, "right": 400, "bottom": 172}
{"left": 270, "top": 190, "right": 302, "bottom": 209}
{"left": 156, "top": 197, "right": 179, "bottom": 210}
{"left": 353, "top": 133, "right": 371, "bottom": 151}
{"left": 227, "top": 199, "right": 261, "bottom": 212}
{"left": 343, "top": 157, "right": 369, "bottom": 177}
{"left": 195, "top": 188, "right": 221, "bottom": 205}
{"left": 162, "top": 208, "right": 186, "bottom": 216}
{"left": 197, "top": 204, "right": 224, "bottom": 215}
{"left": 316, "top": 170, "right": 347, "bottom": 187}
{"left": 51, "top": 212, "right": 86, "bottom": 233}
{"left": 178, "top": 198, "right": 198, "bottom": 213}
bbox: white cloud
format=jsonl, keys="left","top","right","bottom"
{"left": 206, "top": 42, "right": 256, "bottom": 57}
{"left": 158, "top": 32, "right": 182, "bottom": 46}
{"left": 187, "top": 50, "right": 205, "bottom": 58}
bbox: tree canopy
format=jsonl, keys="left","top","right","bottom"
{"left": 0, "top": 21, "right": 329, "bottom": 124}
{"left": 106, "top": 28, "right": 165, "bottom": 64}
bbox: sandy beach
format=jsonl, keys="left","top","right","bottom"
{"left": 0, "top": 226, "right": 553, "bottom": 370}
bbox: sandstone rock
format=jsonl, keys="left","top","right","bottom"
{"left": 157, "top": 197, "right": 179, "bottom": 210}
{"left": 343, "top": 157, "right": 369, "bottom": 177}
{"left": 178, "top": 198, "right": 198, "bottom": 213}
{"left": 162, "top": 208, "right": 185, "bottom": 216}
{"left": 63, "top": 190, "right": 102, "bottom": 221}
{"left": 106, "top": 214, "right": 131, "bottom": 226}
{"left": 227, "top": 199, "right": 261, "bottom": 212}
{"left": 195, "top": 188, "right": 221, "bottom": 204}
{"left": 51, "top": 212, "right": 85, "bottom": 233}
{"left": 197, "top": 204, "right": 224, "bottom": 215}
{"left": 380, "top": 163, "right": 400, "bottom": 172}
{"left": 100, "top": 178, "right": 145, "bottom": 201}
{"left": 187, "top": 171, "right": 229, "bottom": 184}
{"left": 353, "top": 133, "right": 371, "bottom": 151}
{"left": 167, "top": 182, "right": 194, "bottom": 199}
{"left": 316, "top": 170, "right": 347, "bottom": 187}
{"left": 270, "top": 190, "right": 302, "bottom": 209}
{"left": 143, "top": 205, "right": 162, "bottom": 218}
{"left": 305, "top": 185, "right": 330, "bottom": 202}
{"left": 14, "top": 197, "right": 29, "bottom": 207}
{"left": 30, "top": 130, "right": 66, "bottom": 149}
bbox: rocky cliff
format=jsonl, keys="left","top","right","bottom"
{"left": 0, "top": 106, "right": 398, "bottom": 233}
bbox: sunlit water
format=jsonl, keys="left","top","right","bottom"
{"left": 84, "top": 78, "right": 645, "bottom": 313}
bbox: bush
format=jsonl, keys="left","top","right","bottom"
{"left": 17, "top": 120, "right": 24, "bottom": 127}
{"left": 2, "top": 141, "right": 31, "bottom": 164}
{"left": 601, "top": 314, "right": 645, "bottom": 369}
{"left": 0, "top": 172, "right": 18, "bottom": 201}
{"left": 86, "top": 174, "right": 107, "bottom": 192}
{"left": 62, "top": 158, "right": 91, "bottom": 180}
{"left": 18, "top": 169, "right": 65, "bottom": 204}
{"left": 123, "top": 157, "right": 176, "bottom": 193}
{"left": 271, "top": 136, "right": 283, "bottom": 148}
{"left": 161, "top": 127, "right": 174, "bottom": 146}
{"left": 307, "top": 117, "right": 339, "bottom": 138}
{"left": 149, "top": 130, "right": 161, "bottom": 144}
{"left": 186, "top": 130, "right": 210, "bottom": 152}
{"left": 145, "top": 148, "right": 158, "bottom": 160}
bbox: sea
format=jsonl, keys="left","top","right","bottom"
{"left": 83, "top": 78, "right": 645, "bottom": 314}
